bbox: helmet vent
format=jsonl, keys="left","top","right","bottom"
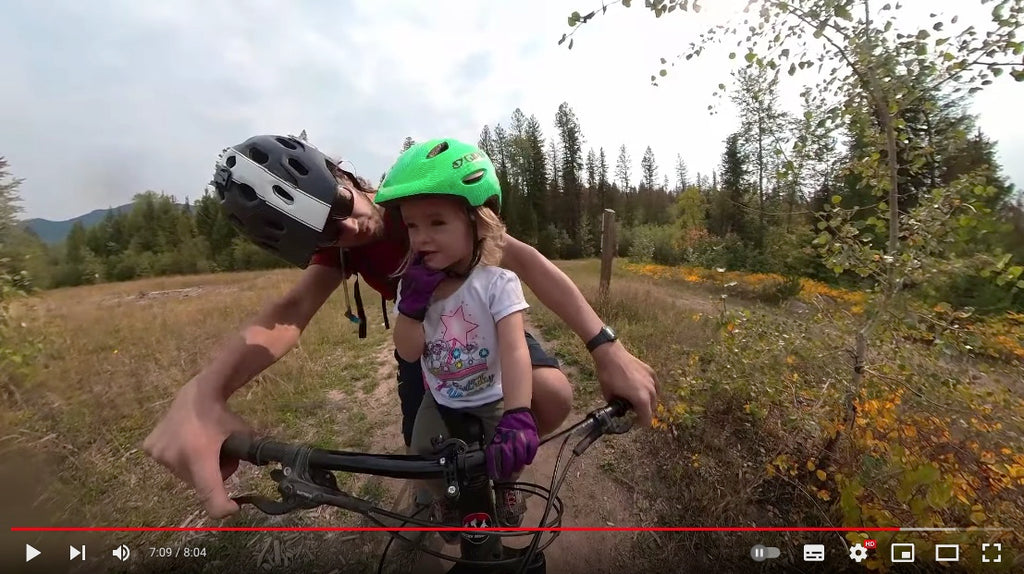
{"left": 426, "top": 141, "right": 449, "bottom": 159}
{"left": 462, "top": 169, "right": 486, "bottom": 185}
{"left": 272, "top": 185, "right": 295, "bottom": 205}
{"left": 225, "top": 155, "right": 237, "bottom": 168}
{"left": 276, "top": 137, "right": 298, "bottom": 150}
{"left": 287, "top": 157, "right": 309, "bottom": 176}
{"left": 248, "top": 147, "right": 270, "bottom": 165}
{"left": 237, "top": 183, "right": 259, "bottom": 204}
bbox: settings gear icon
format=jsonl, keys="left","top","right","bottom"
{"left": 849, "top": 543, "right": 869, "bottom": 562}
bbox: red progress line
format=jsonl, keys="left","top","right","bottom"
{"left": 11, "top": 527, "right": 902, "bottom": 532}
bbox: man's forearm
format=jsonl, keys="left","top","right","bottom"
{"left": 504, "top": 238, "right": 604, "bottom": 342}
{"left": 394, "top": 315, "right": 425, "bottom": 362}
{"left": 195, "top": 305, "right": 303, "bottom": 402}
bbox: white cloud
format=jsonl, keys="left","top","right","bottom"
{"left": 2, "top": 0, "right": 1021, "bottom": 220}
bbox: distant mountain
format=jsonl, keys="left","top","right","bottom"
{"left": 21, "top": 203, "right": 135, "bottom": 244}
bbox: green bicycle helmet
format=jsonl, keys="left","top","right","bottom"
{"left": 374, "top": 138, "right": 501, "bottom": 211}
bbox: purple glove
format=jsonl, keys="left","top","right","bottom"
{"left": 397, "top": 255, "right": 447, "bottom": 321}
{"left": 486, "top": 408, "right": 539, "bottom": 481}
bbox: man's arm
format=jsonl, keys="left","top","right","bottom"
{"left": 144, "top": 263, "right": 345, "bottom": 519}
{"left": 499, "top": 234, "right": 659, "bottom": 425}
{"left": 196, "top": 264, "right": 345, "bottom": 401}
{"left": 393, "top": 315, "right": 426, "bottom": 362}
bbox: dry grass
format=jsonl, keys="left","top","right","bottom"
{"left": 2, "top": 269, "right": 396, "bottom": 571}
{"left": 4, "top": 261, "right": 1023, "bottom": 573}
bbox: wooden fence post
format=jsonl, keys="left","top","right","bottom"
{"left": 599, "top": 209, "right": 617, "bottom": 298}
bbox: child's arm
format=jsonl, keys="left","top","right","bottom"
{"left": 495, "top": 309, "right": 532, "bottom": 410}
{"left": 393, "top": 314, "right": 426, "bottom": 362}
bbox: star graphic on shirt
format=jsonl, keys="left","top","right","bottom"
{"left": 440, "top": 305, "right": 479, "bottom": 349}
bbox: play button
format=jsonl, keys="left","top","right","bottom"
{"left": 26, "top": 544, "right": 41, "bottom": 562}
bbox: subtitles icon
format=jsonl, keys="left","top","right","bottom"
{"left": 982, "top": 543, "right": 1002, "bottom": 563}
{"left": 891, "top": 543, "right": 915, "bottom": 563}
{"left": 112, "top": 545, "right": 131, "bottom": 562}
{"left": 803, "top": 544, "right": 825, "bottom": 562}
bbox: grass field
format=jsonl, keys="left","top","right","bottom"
{"left": 2, "top": 259, "right": 1022, "bottom": 573}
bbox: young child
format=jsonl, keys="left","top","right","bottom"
{"left": 374, "top": 138, "right": 539, "bottom": 534}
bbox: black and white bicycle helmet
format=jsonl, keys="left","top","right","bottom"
{"left": 211, "top": 135, "right": 344, "bottom": 268}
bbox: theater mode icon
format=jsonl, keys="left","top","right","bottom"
{"left": 935, "top": 544, "right": 960, "bottom": 562}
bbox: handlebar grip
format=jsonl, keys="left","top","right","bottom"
{"left": 607, "top": 397, "right": 632, "bottom": 417}
{"left": 221, "top": 433, "right": 255, "bottom": 462}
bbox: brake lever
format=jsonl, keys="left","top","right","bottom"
{"left": 230, "top": 444, "right": 372, "bottom": 516}
{"left": 572, "top": 401, "right": 635, "bottom": 455}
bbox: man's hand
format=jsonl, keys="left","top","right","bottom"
{"left": 592, "top": 342, "right": 659, "bottom": 427}
{"left": 142, "top": 379, "right": 252, "bottom": 519}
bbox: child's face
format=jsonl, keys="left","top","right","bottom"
{"left": 400, "top": 196, "right": 474, "bottom": 271}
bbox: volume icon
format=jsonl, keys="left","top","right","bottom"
{"left": 112, "top": 545, "right": 130, "bottom": 562}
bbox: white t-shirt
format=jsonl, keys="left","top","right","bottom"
{"left": 396, "top": 265, "right": 529, "bottom": 408}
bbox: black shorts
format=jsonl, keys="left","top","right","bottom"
{"left": 394, "top": 331, "right": 560, "bottom": 447}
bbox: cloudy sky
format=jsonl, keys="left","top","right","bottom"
{"left": 3, "top": 0, "right": 1022, "bottom": 221}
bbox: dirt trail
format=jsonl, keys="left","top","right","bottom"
{"left": 321, "top": 324, "right": 644, "bottom": 573}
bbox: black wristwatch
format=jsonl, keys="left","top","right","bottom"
{"left": 585, "top": 325, "right": 618, "bottom": 353}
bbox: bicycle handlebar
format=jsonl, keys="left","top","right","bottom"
{"left": 222, "top": 398, "right": 631, "bottom": 481}
{"left": 219, "top": 399, "right": 632, "bottom": 517}
{"left": 221, "top": 434, "right": 487, "bottom": 480}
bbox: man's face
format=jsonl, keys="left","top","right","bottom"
{"left": 327, "top": 182, "right": 386, "bottom": 249}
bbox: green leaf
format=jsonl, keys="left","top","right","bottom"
{"left": 1016, "top": 280, "right": 1024, "bottom": 289}
{"left": 622, "top": 0, "right": 631, "bottom": 6}
{"left": 835, "top": 5, "right": 853, "bottom": 20}
{"left": 1008, "top": 265, "right": 1024, "bottom": 280}
{"left": 789, "top": 63, "right": 797, "bottom": 76}
{"left": 659, "top": 69, "right": 667, "bottom": 77}
{"left": 831, "top": 195, "right": 842, "bottom": 205}
{"left": 558, "top": 33, "right": 567, "bottom": 46}
{"left": 718, "top": 83, "right": 726, "bottom": 90}
{"left": 729, "top": 51, "right": 736, "bottom": 59}
{"left": 745, "top": 52, "right": 757, "bottom": 63}
{"left": 817, "top": 221, "right": 828, "bottom": 230}
{"left": 569, "top": 38, "right": 574, "bottom": 50}
{"left": 917, "top": 29, "right": 930, "bottom": 40}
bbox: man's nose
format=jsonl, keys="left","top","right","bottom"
{"left": 336, "top": 218, "right": 359, "bottom": 237}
